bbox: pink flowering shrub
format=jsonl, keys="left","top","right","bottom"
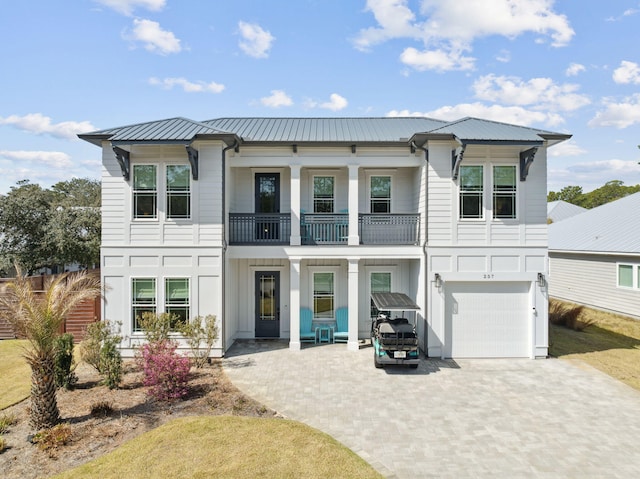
{"left": 137, "top": 340, "right": 191, "bottom": 402}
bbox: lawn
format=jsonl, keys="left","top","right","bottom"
{"left": 0, "top": 340, "right": 30, "bottom": 409}
{"left": 54, "top": 415, "right": 383, "bottom": 479}
{"left": 549, "top": 300, "right": 640, "bottom": 391}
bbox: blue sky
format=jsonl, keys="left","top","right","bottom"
{"left": 1, "top": 0, "right": 639, "bottom": 195}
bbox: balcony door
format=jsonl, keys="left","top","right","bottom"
{"left": 255, "top": 271, "right": 280, "bottom": 338}
{"left": 255, "top": 173, "right": 280, "bottom": 241}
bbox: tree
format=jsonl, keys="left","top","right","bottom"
{"left": 0, "top": 179, "right": 101, "bottom": 275}
{"left": 579, "top": 180, "right": 640, "bottom": 209}
{"left": 547, "top": 185, "right": 583, "bottom": 204}
{"left": 0, "top": 268, "right": 102, "bottom": 430}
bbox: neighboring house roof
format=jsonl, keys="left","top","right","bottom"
{"left": 547, "top": 200, "right": 587, "bottom": 223}
{"left": 549, "top": 192, "right": 640, "bottom": 254}
{"left": 79, "top": 116, "right": 570, "bottom": 147}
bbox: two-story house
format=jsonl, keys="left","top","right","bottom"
{"left": 79, "top": 116, "right": 570, "bottom": 359}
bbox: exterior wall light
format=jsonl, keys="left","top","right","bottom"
{"left": 435, "top": 273, "right": 442, "bottom": 288}
{"left": 537, "top": 273, "right": 545, "bottom": 288}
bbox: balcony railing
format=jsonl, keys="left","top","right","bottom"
{"left": 301, "top": 213, "right": 348, "bottom": 245}
{"left": 229, "top": 213, "right": 291, "bottom": 245}
{"left": 228, "top": 212, "right": 420, "bottom": 245}
{"left": 359, "top": 214, "right": 420, "bottom": 245}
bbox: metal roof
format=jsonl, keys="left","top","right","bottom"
{"left": 549, "top": 192, "right": 640, "bottom": 254}
{"left": 547, "top": 200, "right": 587, "bottom": 223}
{"left": 201, "top": 117, "right": 446, "bottom": 143}
{"left": 427, "top": 117, "right": 568, "bottom": 144}
{"left": 79, "top": 116, "right": 570, "bottom": 146}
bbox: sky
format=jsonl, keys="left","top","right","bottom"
{"left": 1, "top": 0, "right": 640, "bottom": 195}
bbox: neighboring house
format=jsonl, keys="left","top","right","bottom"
{"left": 547, "top": 200, "right": 587, "bottom": 223}
{"left": 79, "top": 116, "right": 570, "bottom": 359}
{"left": 548, "top": 192, "right": 640, "bottom": 319}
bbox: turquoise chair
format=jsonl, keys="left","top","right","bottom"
{"left": 300, "top": 307, "right": 316, "bottom": 343}
{"left": 334, "top": 307, "right": 348, "bottom": 343}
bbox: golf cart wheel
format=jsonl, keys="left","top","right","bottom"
{"left": 409, "top": 364, "right": 418, "bottom": 369}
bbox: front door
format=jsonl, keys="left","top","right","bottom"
{"left": 255, "top": 173, "right": 280, "bottom": 241}
{"left": 255, "top": 271, "right": 280, "bottom": 338}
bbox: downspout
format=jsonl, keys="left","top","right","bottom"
{"left": 221, "top": 140, "right": 239, "bottom": 355}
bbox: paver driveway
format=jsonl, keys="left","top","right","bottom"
{"left": 223, "top": 340, "right": 640, "bottom": 478}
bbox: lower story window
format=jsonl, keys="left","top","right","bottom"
{"left": 165, "top": 278, "right": 190, "bottom": 328}
{"left": 617, "top": 264, "right": 638, "bottom": 289}
{"left": 132, "top": 278, "right": 156, "bottom": 331}
{"left": 313, "top": 272, "right": 334, "bottom": 319}
{"left": 370, "top": 272, "right": 391, "bottom": 318}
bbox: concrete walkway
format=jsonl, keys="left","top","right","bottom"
{"left": 223, "top": 340, "right": 640, "bottom": 478}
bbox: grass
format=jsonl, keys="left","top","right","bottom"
{"left": 549, "top": 299, "right": 640, "bottom": 391}
{"left": 0, "top": 340, "right": 31, "bottom": 410}
{"left": 54, "top": 416, "right": 383, "bottom": 479}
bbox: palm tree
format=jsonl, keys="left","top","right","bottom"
{"left": 0, "top": 268, "right": 101, "bottom": 430}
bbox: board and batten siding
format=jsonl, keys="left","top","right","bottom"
{"left": 549, "top": 252, "right": 640, "bottom": 319}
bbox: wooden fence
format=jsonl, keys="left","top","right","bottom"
{"left": 0, "top": 270, "right": 101, "bottom": 342}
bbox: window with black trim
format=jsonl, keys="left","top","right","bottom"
{"left": 493, "top": 165, "right": 517, "bottom": 219}
{"left": 459, "top": 165, "right": 483, "bottom": 219}
{"left": 166, "top": 165, "right": 191, "bottom": 219}
{"left": 371, "top": 176, "right": 391, "bottom": 213}
{"left": 133, "top": 165, "right": 157, "bottom": 219}
{"left": 313, "top": 176, "right": 334, "bottom": 213}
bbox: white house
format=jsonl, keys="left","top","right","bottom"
{"left": 549, "top": 192, "right": 640, "bottom": 319}
{"left": 80, "top": 116, "right": 570, "bottom": 359}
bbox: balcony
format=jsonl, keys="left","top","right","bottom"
{"left": 228, "top": 213, "right": 420, "bottom": 246}
{"left": 229, "top": 213, "right": 291, "bottom": 245}
{"left": 359, "top": 214, "right": 420, "bottom": 245}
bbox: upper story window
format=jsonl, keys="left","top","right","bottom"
{"left": 166, "top": 165, "right": 191, "bottom": 219}
{"left": 617, "top": 263, "right": 639, "bottom": 289}
{"left": 132, "top": 278, "right": 156, "bottom": 331}
{"left": 493, "top": 166, "right": 517, "bottom": 219}
{"left": 313, "top": 176, "right": 334, "bottom": 213}
{"left": 459, "top": 165, "right": 483, "bottom": 219}
{"left": 371, "top": 176, "right": 391, "bottom": 213}
{"left": 133, "top": 165, "right": 157, "bottom": 219}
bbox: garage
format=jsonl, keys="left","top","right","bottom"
{"left": 444, "top": 282, "right": 531, "bottom": 358}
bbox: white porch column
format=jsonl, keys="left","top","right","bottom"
{"left": 289, "top": 258, "right": 301, "bottom": 350}
{"left": 347, "top": 258, "right": 359, "bottom": 351}
{"left": 290, "top": 164, "right": 301, "bottom": 246}
{"left": 348, "top": 165, "right": 359, "bottom": 246}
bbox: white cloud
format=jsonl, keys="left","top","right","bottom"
{"left": 387, "top": 103, "right": 563, "bottom": 127}
{"left": 238, "top": 21, "right": 275, "bottom": 58}
{"left": 260, "top": 90, "right": 293, "bottom": 108}
{"left": 319, "top": 93, "right": 348, "bottom": 111}
{"left": 589, "top": 93, "right": 640, "bottom": 128}
{"left": 0, "top": 150, "right": 73, "bottom": 168}
{"left": 613, "top": 60, "right": 640, "bottom": 84}
{"left": 496, "top": 49, "right": 511, "bottom": 63}
{"left": 472, "top": 74, "right": 590, "bottom": 112}
{"left": 130, "top": 19, "right": 181, "bottom": 55}
{"left": 0, "top": 113, "right": 95, "bottom": 140}
{"left": 546, "top": 140, "right": 587, "bottom": 157}
{"left": 400, "top": 47, "right": 474, "bottom": 72}
{"left": 148, "top": 77, "right": 225, "bottom": 93}
{"left": 565, "top": 63, "right": 585, "bottom": 76}
{"left": 355, "top": 0, "right": 574, "bottom": 72}
{"left": 94, "top": 0, "right": 165, "bottom": 16}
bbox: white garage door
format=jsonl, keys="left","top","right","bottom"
{"left": 444, "top": 282, "right": 530, "bottom": 358}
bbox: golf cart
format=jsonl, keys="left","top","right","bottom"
{"left": 370, "top": 292, "right": 420, "bottom": 369}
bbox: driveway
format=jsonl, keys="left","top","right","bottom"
{"left": 223, "top": 341, "right": 640, "bottom": 478}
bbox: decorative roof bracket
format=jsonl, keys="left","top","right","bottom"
{"left": 112, "top": 146, "right": 130, "bottom": 181}
{"left": 186, "top": 146, "right": 199, "bottom": 180}
{"left": 519, "top": 147, "right": 538, "bottom": 181}
{"left": 451, "top": 144, "right": 466, "bottom": 180}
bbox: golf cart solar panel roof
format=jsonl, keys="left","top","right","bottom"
{"left": 371, "top": 293, "right": 420, "bottom": 311}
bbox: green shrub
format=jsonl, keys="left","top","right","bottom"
{"left": 549, "top": 300, "right": 593, "bottom": 331}
{"left": 54, "top": 333, "right": 77, "bottom": 389}
{"left": 0, "top": 435, "right": 6, "bottom": 453}
{"left": 138, "top": 312, "right": 180, "bottom": 343}
{"left": 179, "top": 314, "right": 219, "bottom": 368}
{"left": 79, "top": 321, "right": 123, "bottom": 388}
